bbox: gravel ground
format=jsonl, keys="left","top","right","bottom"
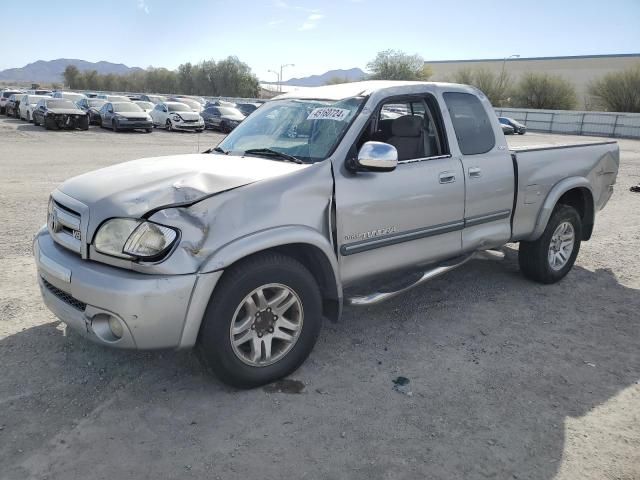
{"left": 0, "top": 116, "right": 638, "bottom": 480}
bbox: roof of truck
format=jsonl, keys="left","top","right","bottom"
{"left": 272, "top": 80, "right": 470, "bottom": 101}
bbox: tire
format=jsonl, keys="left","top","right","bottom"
{"left": 145, "top": 128, "right": 152, "bottom": 133}
{"left": 197, "top": 252, "right": 323, "bottom": 389}
{"left": 44, "top": 116, "right": 58, "bottom": 130}
{"left": 112, "top": 119, "right": 119, "bottom": 132}
{"left": 80, "top": 116, "right": 89, "bottom": 131}
{"left": 27, "top": 111, "right": 31, "bottom": 122}
{"left": 33, "top": 114, "right": 40, "bottom": 126}
{"left": 166, "top": 119, "right": 172, "bottom": 131}
{"left": 518, "top": 204, "right": 582, "bottom": 284}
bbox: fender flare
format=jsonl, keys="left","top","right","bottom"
{"left": 527, "top": 176, "right": 594, "bottom": 241}
{"left": 199, "top": 225, "right": 342, "bottom": 298}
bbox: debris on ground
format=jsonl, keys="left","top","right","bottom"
{"left": 392, "top": 376, "right": 412, "bottom": 396}
{"left": 263, "top": 379, "right": 305, "bottom": 394}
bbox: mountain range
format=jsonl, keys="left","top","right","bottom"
{"left": 277, "top": 68, "right": 367, "bottom": 87}
{"left": 0, "top": 59, "right": 143, "bottom": 83}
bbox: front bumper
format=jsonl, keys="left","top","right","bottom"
{"left": 118, "top": 119, "right": 153, "bottom": 130}
{"left": 173, "top": 121, "right": 204, "bottom": 131}
{"left": 34, "top": 228, "right": 222, "bottom": 350}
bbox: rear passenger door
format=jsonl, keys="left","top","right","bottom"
{"left": 442, "top": 91, "right": 514, "bottom": 251}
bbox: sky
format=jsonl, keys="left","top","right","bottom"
{"left": 1, "top": 0, "right": 639, "bottom": 81}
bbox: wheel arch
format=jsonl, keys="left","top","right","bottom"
{"left": 529, "top": 177, "right": 595, "bottom": 241}
{"left": 199, "top": 226, "right": 342, "bottom": 322}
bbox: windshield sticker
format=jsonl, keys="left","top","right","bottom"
{"left": 307, "top": 107, "right": 350, "bottom": 121}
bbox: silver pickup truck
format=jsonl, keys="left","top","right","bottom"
{"left": 35, "top": 81, "right": 619, "bottom": 388}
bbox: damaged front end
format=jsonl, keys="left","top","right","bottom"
{"left": 45, "top": 113, "right": 89, "bottom": 130}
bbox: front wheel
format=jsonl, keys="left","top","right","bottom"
{"left": 197, "top": 252, "right": 323, "bottom": 389}
{"left": 33, "top": 113, "right": 40, "bottom": 126}
{"left": 166, "top": 119, "right": 172, "bottom": 131}
{"left": 518, "top": 204, "right": 582, "bottom": 284}
{"left": 112, "top": 119, "right": 119, "bottom": 132}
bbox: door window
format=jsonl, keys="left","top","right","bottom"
{"left": 443, "top": 92, "right": 495, "bottom": 155}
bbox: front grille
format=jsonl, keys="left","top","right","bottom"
{"left": 182, "top": 119, "right": 198, "bottom": 123}
{"left": 48, "top": 199, "right": 82, "bottom": 255}
{"left": 42, "top": 278, "right": 87, "bottom": 311}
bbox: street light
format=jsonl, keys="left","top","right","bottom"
{"left": 279, "top": 63, "right": 295, "bottom": 93}
{"left": 267, "top": 69, "right": 280, "bottom": 91}
{"left": 499, "top": 54, "right": 519, "bottom": 104}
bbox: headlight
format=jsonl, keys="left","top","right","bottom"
{"left": 172, "top": 114, "right": 182, "bottom": 122}
{"left": 94, "top": 218, "right": 178, "bottom": 260}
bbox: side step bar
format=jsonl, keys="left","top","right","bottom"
{"left": 345, "top": 249, "right": 504, "bottom": 307}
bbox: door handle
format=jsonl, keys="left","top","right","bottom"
{"left": 439, "top": 171, "right": 456, "bottom": 184}
{"left": 469, "top": 167, "right": 482, "bottom": 178}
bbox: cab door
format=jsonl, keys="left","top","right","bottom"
{"left": 442, "top": 92, "right": 514, "bottom": 251}
{"left": 334, "top": 94, "right": 465, "bottom": 285}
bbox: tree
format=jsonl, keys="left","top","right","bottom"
{"left": 451, "top": 67, "right": 511, "bottom": 107}
{"left": 589, "top": 64, "right": 640, "bottom": 112}
{"left": 367, "top": 50, "right": 432, "bottom": 81}
{"left": 512, "top": 73, "right": 576, "bottom": 110}
{"left": 63, "top": 65, "right": 80, "bottom": 89}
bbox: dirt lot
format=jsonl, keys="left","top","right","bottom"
{"left": 1, "top": 116, "right": 638, "bottom": 480}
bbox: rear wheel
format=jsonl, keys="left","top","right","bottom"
{"left": 518, "top": 204, "right": 582, "bottom": 284}
{"left": 166, "top": 119, "right": 172, "bottom": 131}
{"left": 27, "top": 111, "right": 31, "bottom": 122}
{"left": 197, "top": 252, "right": 323, "bottom": 389}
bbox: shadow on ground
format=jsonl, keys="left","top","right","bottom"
{"left": 1, "top": 248, "right": 638, "bottom": 479}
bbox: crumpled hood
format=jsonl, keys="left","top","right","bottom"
{"left": 173, "top": 111, "right": 201, "bottom": 121}
{"left": 48, "top": 108, "right": 85, "bottom": 115}
{"left": 58, "top": 153, "right": 308, "bottom": 220}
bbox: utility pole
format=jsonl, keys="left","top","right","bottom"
{"left": 267, "top": 69, "right": 280, "bottom": 92}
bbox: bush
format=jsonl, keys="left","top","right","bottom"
{"left": 367, "top": 50, "right": 432, "bottom": 81}
{"left": 512, "top": 73, "right": 576, "bottom": 110}
{"left": 589, "top": 64, "right": 640, "bottom": 112}
{"left": 451, "top": 67, "right": 511, "bottom": 107}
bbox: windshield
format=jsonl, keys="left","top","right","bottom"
{"left": 62, "top": 93, "right": 84, "bottom": 101}
{"left": 3, "top": 91, "right": 21, "bottom": 98}
{"left": 28, "top": 95, "right": 48, "bottom": 103}
{"left": 135, "top": 101, "right": 153, "bottom": 110}
{"left": 168, "top": 103, "right": 190, "bottom": 112}
{"left": 113, "top": 102, "right": 143, "bottom": 112}
{"left": 47, "top": 100, "right": 76, "bottom": 109}
{"left": 219, "top": 107, "right": 243, "bottom": 116}
{"left": 89, "top": 99, "right": 106, "bottom": 107}
{"left": 173, "top": 98, "right": 200, "bottom": 109}
{"left": 147, "top": 95, "right": 165, "bottom": 103}
{"left": 217, "top": 97, "right": 364, "bottom": 164}
{"left": 108, "top": 95, "right": 130, "bottom": 102}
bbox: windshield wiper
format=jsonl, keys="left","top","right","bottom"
{"left": 243, "top": 148, "right": 304, "bottom": 164}
{"left": 203, "top": 146, "right": 228, "bottom": 154}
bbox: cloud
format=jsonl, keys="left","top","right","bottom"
{"left": 274, "top": 0, "right": 288, "bottom": 7}
{"left": 268, "top": 19, "right": 284, "bottom": 27}
{"left": 298, "top": 12, "right": 325, "bottom": 31}
{"left": 137, "top": 0, "right": 150, "bottom": 14}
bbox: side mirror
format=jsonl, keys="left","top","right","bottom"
{"left": 354, "top": 141, "right": 398, "bottom": 172}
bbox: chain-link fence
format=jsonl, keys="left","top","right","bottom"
{"left": 495, "top": 107, "right": 640, "bottom": 139}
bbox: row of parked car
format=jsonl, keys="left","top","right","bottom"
{"left": 1, "top": 88, "right": 261, "bottom": 133}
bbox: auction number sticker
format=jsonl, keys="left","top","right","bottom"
{"left": 307, "top": 107, "right": 350, "bottom": 121}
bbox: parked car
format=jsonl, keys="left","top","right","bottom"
{"left": 201, "top": 105, "right": 245, "bottom": 132}
{"left": 19, "top": 94, "right": 52, "bottom": 121}
{"left": 0, "top": 89, "right": 23, "bottom": 114}
{"left": 32, "top": 98, "right": 89, "bottom": 130}
{"left": 150, "top": 102, "right": 204, "bottom": 132}
{"left": 205, "top": 99, "right": 236, "bottom": 108}
{"left": 168, "top": 96, "right": 203, "bottom": 113}
{"left": 76, "top": 98, "right": 107, "bottom": 125}
{"left": 99, "top": 101, "right": 153, "bottom": 132}
{"left": 5, "top": 93, "right": 23, "bottom": 118}
{"left": 133, "top": 101, "right": 154, "bottom": 113}
{"left": 33, "top": 81, "right": 619, "bottom": 388}
{"left": 52, "top": 91, "right": 87, "bottom": 103}
{"left": 140, "top": 94, "right": 166, "bottom": 104}
{"left": 500, "top": 123, "right": 515, "bottom": 135}
{"left": 27, "top": 89, "right": 52, "bottom": 96}
{"left": 96, "top": 94, "right": 131, "bottom": 102}
{"left": 83, "top": 92, "right": 98, "bottom": 98}
{"left": 235, "top": 102, "right": 260, "bottom": 116}
{"left": 499, "top": 117, "right": 527, "bottom": 135}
